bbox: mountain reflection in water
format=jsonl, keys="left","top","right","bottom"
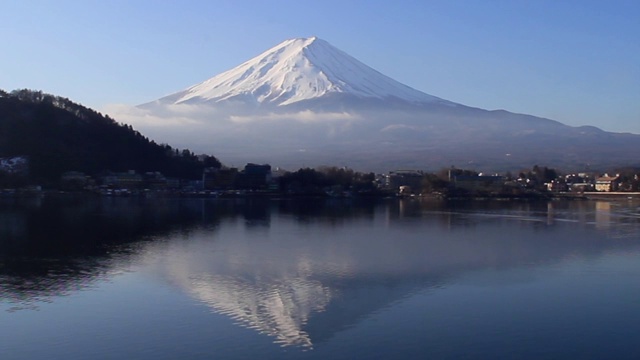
{"left": 1, "top": 197, "right": 640, "bottom": 354}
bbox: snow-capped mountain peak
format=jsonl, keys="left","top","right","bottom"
{"left": 158, "top": 37, "right": 445, "bottom": 106}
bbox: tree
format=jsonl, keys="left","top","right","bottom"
{"left": 0, "top": 89, "right": 223, "bottom": 185}
{"left": 421, "top": 173, "right": 449, "bottom": 194}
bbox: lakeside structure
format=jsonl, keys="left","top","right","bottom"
{"left": 595, "top": 174, "right": 621, "bottom": 192}
{"left": 2, "top": 154, "right": 639, "bottom": 199}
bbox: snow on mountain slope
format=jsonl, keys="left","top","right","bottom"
{"left": 158, "top": 37, "right": 448, "bottom": 107}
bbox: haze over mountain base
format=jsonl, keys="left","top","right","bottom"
{"left": 108, "top": 101, "right": 640, "bottom": 172}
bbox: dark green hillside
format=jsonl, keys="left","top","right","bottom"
{"left": 0, "top": 89, "right": 220, "bottom": 184}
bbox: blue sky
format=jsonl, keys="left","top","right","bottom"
{"left": 1, "top": 0, "right": 638, "bottom": 133}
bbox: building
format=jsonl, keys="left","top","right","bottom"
{"left": 203, "top": 167, "right": 238, "bottom": 190}
{"left": 60, "top": 171, "right": 91, "bottom": 190}
{"left": 546, "top": 180, "right": 568, "bottom": 192}
{"left": 386, "top": 170, "right": 424, "bottom": 193}
{"left": 236, "top": 164, "right": 272, "bottom": 189}
{"left": 143, "top": 172, "right": 169, "bottom": 189}
{"left": 570, "top": 183, "right": 593, "bottom": 193}
{"left": 101, "top": 170, "right": 143, "bottom": 189}
{"left": 595, "top": 174, "right": 620, "bottom": 192}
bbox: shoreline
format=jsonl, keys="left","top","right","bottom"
{"left": 3, "top": 190, "right": 640, "bottom": 203}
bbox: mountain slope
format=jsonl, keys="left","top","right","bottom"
{"left": 154, "top": 37, "right": 449, "bottom": 107}
{"left": 0, "top": 89, "right": 220, "bottom": 184}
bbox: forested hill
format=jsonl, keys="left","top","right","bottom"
{"left": 0, "top": 89, "right": 221, "bottom": 184}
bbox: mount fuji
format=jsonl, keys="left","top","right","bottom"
{"left": 133, "top": 37, "right": 640, "bottom": 171}
{"left": 152, "top": 37, "right": 450, "bottom": 108}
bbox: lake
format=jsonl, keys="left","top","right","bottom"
{"left": 1, "top": 196, "right": 640, "bottom": 359}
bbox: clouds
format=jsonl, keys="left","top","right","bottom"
{"left": 105, "top": 103, "right": 360, "bottom": 129}
{"left": 380, "top": 124, "right": 418, "bottom": 132}
{"left": 229, "top": 110, "right": 361, "bottom": 124}
{"left": 103, "top": 103, "right": 206, "bottom": 128}
{"left": 101, "top": 103, "right": 367, "bottom": 166}
{"left": 101, "top": 99, "right": 640, "bottom": 174}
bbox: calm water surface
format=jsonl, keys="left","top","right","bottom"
{"left": 1, "top": 197, "right": 640, "bottom": 359}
